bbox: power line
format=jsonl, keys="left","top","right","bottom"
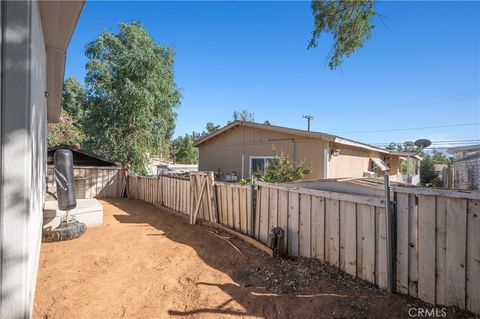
{"left": 373, "top": 139, "right": 480, "bottom": 146}
{"left": 333, "top": 123, "right": 480, "bottom": 134}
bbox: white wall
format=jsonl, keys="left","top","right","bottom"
{"left": 0, "top": 1, "right": 47, "bottom": 318}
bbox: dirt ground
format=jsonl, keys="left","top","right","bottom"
{"left": 34, "top": 199, "right": 472, "bottom": 319}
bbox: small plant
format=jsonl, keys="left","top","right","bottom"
{"left": 240, "top": 152, "right": 311, "bottom": 184}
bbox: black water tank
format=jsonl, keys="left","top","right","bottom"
{"left": 54, "top": 149, "right": 77, "bottom": 211}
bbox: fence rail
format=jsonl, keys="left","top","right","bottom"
{"left": 127, "top": 173, "right": 480, "bottom": 314}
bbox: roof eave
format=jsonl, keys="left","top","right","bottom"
{"left": 39, "top": 0, "right": 85, "bottom": 123}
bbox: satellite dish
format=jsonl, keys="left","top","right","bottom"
{"left": 414, "top": 139, "right": 432, "bottom": 149}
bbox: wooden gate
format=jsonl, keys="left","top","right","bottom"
{"left": 189, "top": 172, "right": 217, "bottom": 224}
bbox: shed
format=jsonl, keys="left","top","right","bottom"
{"left": 47, "top": 146, "right": 124, "bottom": 199}
{"left": 48, "top": 145, "right": 121, "bottom": 167}
{"left": 194, "top": 121, "right": 409, "bottom": 182}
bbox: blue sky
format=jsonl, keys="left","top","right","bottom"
{"left": 65, "top": 1, "right": 480, "bottom": 149}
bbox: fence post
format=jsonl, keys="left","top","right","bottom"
{"left": 251, "top": 180, "right": 257, "bottom": 237}
{"left": 384, "top": 174, "right": 394, "bottom": 293}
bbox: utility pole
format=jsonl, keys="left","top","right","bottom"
{"left": 303, "top": 115, "right": 314, "bottom": 131}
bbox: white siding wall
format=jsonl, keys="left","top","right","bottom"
{"left": 0, "top": 1, "right": 47, "bottom": 318}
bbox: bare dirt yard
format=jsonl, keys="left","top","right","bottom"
{"left": 34, "top": 199, "right": 472, "bottom": 319}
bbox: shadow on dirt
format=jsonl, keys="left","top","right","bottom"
{"left": 107, "top": 199, "right": 466, "bottom": 319}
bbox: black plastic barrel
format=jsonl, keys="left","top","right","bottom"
{"left": 54, "top": 149, "right": 77, "bottom": 211}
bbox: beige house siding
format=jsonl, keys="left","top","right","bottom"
{"left": 198, "top": 125, "right": 329, "bottom": 179}
{"left": 198, "top": 124, "right": 400, "bottom": 180}
{"left": 328, "top": 146, "right": 402, "bottom": 179}
{"left": 328, "top": 145, "right": 373, "bottom": 178}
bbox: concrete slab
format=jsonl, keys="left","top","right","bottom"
{"left": 43, "top": 199, "right": 103, "bottom": 233}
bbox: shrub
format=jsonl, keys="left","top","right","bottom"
{"left": 240, "top": 152, "right": 311, "bottom": 184}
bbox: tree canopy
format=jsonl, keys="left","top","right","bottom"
{"left": 172, "top": 122, "right": 220, "bottom": 164}
{"left": 231, "top": 110, "right": 255, "bottom": 122}
{"left": 172, "top": 134, "right": 198, "bottom": 164}
{"left": 309, "top": 0, "right": 376, "bottom": 69}
{"left": 47, "top": 113, "right": 86, "bottom": 147}
{"left": 48, "top": 77, "right": 87, "bottom": 147}
{"left": 385, "top": 141, "right": 419, "bottom": 153}
{"left": 82, "top": 22, "right": 180, "bottom": 174}
{"left": 61, "top": 76, "right": 86, "bottom": 121}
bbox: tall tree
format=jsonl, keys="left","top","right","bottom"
{"left": 172, "top": 134, "right": 198, "bottom": 164}
{"left": 83, "top": 22, "right": 180, "bottom": 174}
{"left": 61, "top": 76, "right": 86, "bottom": 122}
{"left": 205, "top": 122, "right": 220, "bottom": 135}
{"left": 47, "top": 113, "right": 86, "bottom": 147}
{"left": 231, "top": 110, "right": 255, "bottom": 122}
{"left": 309, "top": 0, "right": 376, "bottom": 69}
{"left": 431, "top": 149, "right": 451, "bottom": 165}
{"left": 48, "top": 78, "right": 86, "bottom": 147}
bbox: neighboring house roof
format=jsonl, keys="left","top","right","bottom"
{"left": 48, "top": 145, "right": 121, "bottom": 167}
{"left": 454, "top": 152, "right": 480, "bottom": 163}
{"left": 447, "top": 144, "right": 480, "bottom": 154}
{"left": 39, "top": 1, "right": 85, "bottom": 123}
{"left": 194, "top": 121, "right": 391, "bottom": 154}
{"left": 389, "top": 151, "right": 422, "bottom": 161}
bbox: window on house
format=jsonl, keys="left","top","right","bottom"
{"left": 250, "top": 156, "right": 274, "bottom": 175}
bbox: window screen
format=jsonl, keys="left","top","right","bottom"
{"left": 250, "top": 157, "right": 275, "bottom": 175}
{"left": 251, "top": 158, "right": 265, "bottom": 174}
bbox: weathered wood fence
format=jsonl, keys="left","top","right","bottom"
{"left": 254, "top": 181, "right": 389, "bottom": 288}
{"left": 47, "top": 166, "right": 125, "bottom": 199}
{"left": 129, "top": 175, "right": 191, "bottom": 215}
{"left": 393, "top": 186, "right": 480, "bottom": 313}
{"left": 127, "top": 173, "right": 480, "bottom": 314}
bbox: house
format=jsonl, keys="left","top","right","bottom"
{"left": 0, "top": 1, "right": 84, "bottom": 318}
{"left": 448, "top": 144, "right": 480, "bottom": 190}
{"left": 194, "top": 121, "right": 412, "bottom": 182}
{"left": 147, "top": 155, "right": 198, "bottom": 176}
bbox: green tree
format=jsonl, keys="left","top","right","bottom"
{"left": 231, "top": 110, "right": 255, "bottom": 122}
{"left": 191, "top": 122, "right": 220, "bottom": 142}
{"left": 431, "top": 149, "right": 451, "bottom": 164}
{"left": 47, "top": 112, "right": 86, "bottom": 147}
{"left": 420, "top": 154, "right": 438, "bottom": 186}
{"left": 172, "top": 134, "right": 198, "bottom": 164}
{"left": 48, "top": 78, "right": 87, "bottom": 147}
{"left": 83, "top": 22, "right": 180, "bottom": 174}
{"left": 61, "top": 76, "right": 86, "bottom": 122}
{"left": 309, "top": 0, "right": 376, "bottom": 69}
{"left": 205, "top": 122, "right": 220, "bottom": 134}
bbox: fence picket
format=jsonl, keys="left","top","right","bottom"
{"left": 445, "top": 198, "right": 467, "bottom": 309}
{"left": 311, "top": 196, "right": 325, "bottom": 260}
{"left": 467, "top": 200, "right": 480, "bottom": 314}
{"left": 299, "top": 194, "right": 312, "bottom": 258}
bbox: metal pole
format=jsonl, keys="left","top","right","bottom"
{"left": 384, "top": 173, "right": 393, "bottom": 293}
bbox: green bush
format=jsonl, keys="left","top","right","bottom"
{"left": 240, "top": 152, "right": 311, "bottom": 184}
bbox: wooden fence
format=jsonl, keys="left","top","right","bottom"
{"left": 47, "top": 166, "right": 125, "bottom": 199}
{"left": 393, "top": 186, "right": 480, "bottom": 314}
{"left": 255, "top": 181, "right": 389, "bottom": 289}
{"left": 127, "top": 173, "right": 480, "bottom": 314}
{"left": 129, "top": 175, "right": 191, "bottom": 215}
{"left": 215, "top": 182, "right": 253, "bottom": 236}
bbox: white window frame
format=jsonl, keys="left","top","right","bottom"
{"left": 249, "top": 156, "right": 275, "bottom": 176}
